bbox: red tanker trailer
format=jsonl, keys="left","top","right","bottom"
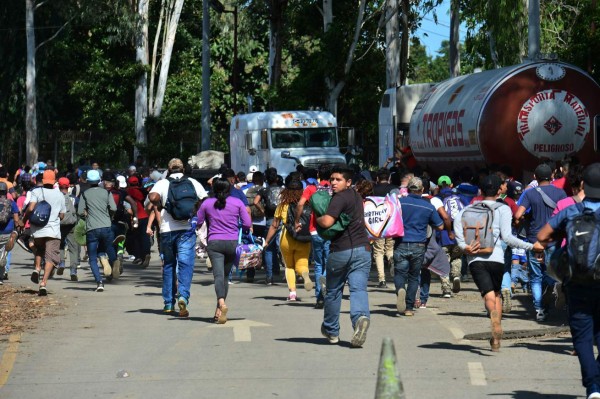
{"left": 379, "top": 61, "right": 600, "bottom": 179}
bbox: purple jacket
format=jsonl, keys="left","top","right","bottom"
{"left": 197, "top": 197, "right": 252, "bottom": 241}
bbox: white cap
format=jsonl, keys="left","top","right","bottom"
{"left": 116, "top": 175, "right": 127, "bottom": 188}
{"left": 249, "top": 165, "right": 258, "bottom": 173}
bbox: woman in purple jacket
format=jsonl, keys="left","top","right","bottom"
{"left": 197, "top": 178, "right": 252, "bottom": 324}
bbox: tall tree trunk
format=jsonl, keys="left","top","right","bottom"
{"left": 385, "top": 0, "right": 399, "bottom": 88}
{"left": 324, "top": 0, "right": 366, "bottom": 116}
{"left": 25, "top": 0, "right": 38, "bottom": 166}
{"left": 135, "top": 0, "right": 149, "bottom": 158}
{"left": 269, "top": 0, "right": 287, "bottom": 90}
{"left": 449, "top": 0, "right": 460, "bottom": 78}
{"left": 151, "top": 0, "right": 184, "bottom": 117}
{"left": 399, "top": 0, "right": 409, "bottom": 85}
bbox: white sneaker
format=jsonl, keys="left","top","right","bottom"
{"left": 536, "top": 309, "right": 547, "bottom": 322}
{"left": 396, "top": 288, "right": 406, "bottom": 313}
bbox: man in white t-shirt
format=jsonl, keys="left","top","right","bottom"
{"left": 148, "top": 158, "right": 207, "bottom": 317}
{"left": 23, "top": 170, "right": 66, "bottom": 295}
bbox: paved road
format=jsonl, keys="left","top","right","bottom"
{"left": 0, "top": 244, "right": 585, "bottom": 398}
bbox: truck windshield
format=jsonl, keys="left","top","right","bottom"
{"left": 271, "top": 128, "right": 337, "bottom": 149}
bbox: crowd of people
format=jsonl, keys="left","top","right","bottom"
{"left": 1, "top": 155, "right": 600, "bottom": 398}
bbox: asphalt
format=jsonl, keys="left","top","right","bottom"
{"left": 0, "top": 243, "right": 586, "bottom": 399}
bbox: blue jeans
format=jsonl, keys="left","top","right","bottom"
{"left": 527, "top": 247, "right": 557, "bottom": 309}
{"left": 161, "top": 230, "right": 196, "bottom": 306}
{"left": 312, "top": 234, "right": 330, "bottom": 300}
{"left": 501, "top": 242, "right": 512, "bottom": 291}
{"left": 263, "top": 219, "right": 281, "bottom": 277}
{"left": 322, "top": 246, "right": 371, "bottom": 336}
{"left": 419, "top": 268, "right": 430, "bottom": 304}
{"left": 566, "top": 283, "right": 600, "bottom": 390}
{"left": 393, "top": 242, "right": 427, "bottom": 311}
{"left": 86, "top": 227, "right": 116, "bottom": 283}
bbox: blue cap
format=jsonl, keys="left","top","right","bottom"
{"left": 87, "top": 170, "right": 101, "bottom": 182}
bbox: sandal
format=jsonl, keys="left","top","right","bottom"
{"left": 489, "top": 337, "right": 500, "bottom": 352}
{"left": 217, "top": 304, "right": 228, "bottom": 324}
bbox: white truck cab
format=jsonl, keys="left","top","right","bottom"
{"left": 230, "top": 111, "right": 347, "bottom": 177}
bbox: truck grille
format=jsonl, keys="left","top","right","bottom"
{"left": 303, "top": 158, "right": 345, "bottom": 169}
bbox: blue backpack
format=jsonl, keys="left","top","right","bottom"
{"left": 30, "top": 188, "right": 52, "bottom": 227}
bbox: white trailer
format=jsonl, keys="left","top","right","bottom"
{"left": 230, "top": 111, "right": 347, "bottom": 177}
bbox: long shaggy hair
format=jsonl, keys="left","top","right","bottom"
{"left": 279, "top": 188, "right": 303, "bottom": 205}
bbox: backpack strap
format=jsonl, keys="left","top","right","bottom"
{"left": 535, "top": 187, "right": 557, "bottom": 209}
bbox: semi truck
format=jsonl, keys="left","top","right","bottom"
{"left": 230, "top": 111, "right": 347, "bottom": 177}
{"left": 379, "top": 60, "right": 600, "bottom": 179}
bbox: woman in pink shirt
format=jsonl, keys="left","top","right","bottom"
{"left": 552, "top": 165, "right": 585, "bottom": 217}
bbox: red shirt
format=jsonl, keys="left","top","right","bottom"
{"left": 301, "top": 182, "right": 331, "bottom": 233}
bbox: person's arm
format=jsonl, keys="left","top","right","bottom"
{"left": 124, "top": 195, "right": 138, "bottom": 218}
{"left": 294, "top": 196, "right": 309, "bottom": 231}
{"left": 537, "top": 222, "right": 556, "bottom": 248}
{"left": 514, "top": 205, "right": 527, "bottom": 223}
{"left": 498, "top": 207, "right": 534, "bottom": 250}
{"left": 430, "top": 207, "right": 444, "bottom": 231}
{"left": 263, "top": 216, "right": 281, "bottom": 247}
{"left": 253, "top": 193, "right": 265, "bottom": 215}
{"left": 240, "top": 202, "right": 252, "bottom": 230}
{"left": 436, "top": 206, "right": 454, "bottom": 238}
{"left": 146, "top": 207, "right": 156, "bottom": 236}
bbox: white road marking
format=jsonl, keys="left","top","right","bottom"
{"left": 208, "top": 320, "right": 270, "bottom": 342}
{"left": 468, "top": 362, "right": 487, "bottom": 386}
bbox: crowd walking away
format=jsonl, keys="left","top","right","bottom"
{"left": 1, "top": 155, "right": 599, "bottom": 398}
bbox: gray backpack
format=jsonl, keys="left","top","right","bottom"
{"left": 461, "top": 202, "right": 503, "bottom": 255}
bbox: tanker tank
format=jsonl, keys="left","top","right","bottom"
{"left": 409, "top": 61, "right": 600, "bottom": 178}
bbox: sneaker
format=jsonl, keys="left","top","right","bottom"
{"left": 95, "top": 282, "right": 104, "bottom": 292}
{"left": 132, "top": 258, "right": 143, "bottom": 265}
{"left": 112, "top": 258, "right": 121, "bottom": 280}
{"left": 128, "top": 255, "right": 136, "bottom": 262}
{"left": 57, "top": 261, "right": 65, "bottom": 276}
{"left": 70, "top": 274, "right": 78, "bottom": 282}
{"left": 452, "top": 276, "right": 461, "bottom": 293}
{"left": 315, "top": 299, "right": 325, "bottom": 309}
{"left": 99, "top": 255, "right": 112, "bottom": 277}
{"left": 287, "top": 292, "right": 297, "bottom": 301}
{"left": 587, "top": 383, "right": 600, "bottom": 399}
{"left": 350, "top": 316, "right": 370, "bottom": 348}
{"left": 265, "top": 277, "right": 273, "bottom": 286}
{"left": 396, "top": 288, "right": 407, "bottom": 313}
{"left": 178, "top": 297, "right": 189, "bottom": 317}
{"left": 442, "top": 292, "right": 452, "bottom": 298}
{"left": 30, "top": 270, "right": 40, "bottom": 284}
{"left": 38, "top": 285, "right": 47, "bottom": 296}
{"left": 113, "top": 234, "right": 126, "bottom": 246}
{"left": 321, "top": 324, "right": 339, "bottom": 344}
{"left": 302, "top": 271, "right": 314, "bottom": 291}
{"left": 404, "top": 309, "right": 415, "bottom": 317}
{"left": 501, "top": 288, "right": 512, "bottom": 313}
{"left": 3, "top": 272, "right": 7, "bottom": 280}
{"left": 419, "top": 302, "right": 427, "bottom": 309}
{"left": 536, "top": 308, "right": 547, "bottom": 322}
{"left": 319, "top": 275, "right": 327, "bottom": 296}
{"left": 377, "top": 281, "right": 387, "bottom": 289}
{"left": 163, "top": 304, "right": 174, "bottom": 313}
{"left": 141, "top": 254, "right": 151, "bottom": 269}
{"left": 542, "top": 285, "right": 554, "bottom": 309}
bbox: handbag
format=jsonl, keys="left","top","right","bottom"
{"left": 234, "top": 230, "right": 263, "bottom": 270}
{"left": 363, "top": 194, "right": 404, "bottom": 239}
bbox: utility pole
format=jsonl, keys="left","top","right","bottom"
{"left": 201, "top": 0, "right": 211, "bottom": 151}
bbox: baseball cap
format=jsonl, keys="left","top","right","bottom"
{"left": 0, "top": 182, "right": 7, "bottom": 192}
{"left": 87, "top": 169, "right": 101, "bottom": 182}
{"left": 507, "top": 180, "right": 524, "bottom": 198}
{"left": 103, "top": 171, "right": 116, "bottom": 182}
{"left": 481, "top": 174, "right": 502, "bottom": 194}
{"left": 408, "top": 177, "right": 423, "bottom": 191}
{"left": 117, "top": 175, "right": 127, "bottom": 188}
{"left": 128, "top": 165, "right": 137, "bottom": 172}
{"left": 437, "top": 175, "right": 452, "bottom": 186}
{"left": 58, "top": 177, "right": 70, "bottom": 188}
{"left": 249, "top": 165, "right": 258, "bottom": 173}
{"left": 534, "top": 163, "right": 553, "bottom": 181}
{"left": 583, "top": 163, "right": 600, "bottom": 199}
{"left": 128, "top": 176, "right": 139, "bottom": 186}
{"left": 42, "top": 170, "right": 56, "bottom": 185}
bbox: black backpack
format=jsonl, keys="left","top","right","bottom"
{"left": 0, "top": 196, "right": 12, "bottom": 226}
{"left": 285, "top": 202, "right": 312, "bottom": 242}
{"left": 165, "top": 176, "right": 198, "bottom": 221}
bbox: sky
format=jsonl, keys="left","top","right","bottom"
{"left": 414, "top": 0, "right": 468, "bottom": 58}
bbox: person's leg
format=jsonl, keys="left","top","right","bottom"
{"left": 280, "top": 236, "right": 297, "bottom": 295}
{"left": 160, "top": 232, "right": 177, "bottom": 307}
{"left": 66, "top": 229, "right": 78, "bottom": 278}
{"left": 527, "top": 249, "right": 544, "bottom": 312}
{"left": 420, "top": 268, "right": 431, "bottom": 305}
{"left": 372, "top": 238, "right": 386, "bottom": 283}
{"left": 392, "top": 243, "right": 409, "bottom": 293}
{"left": 175, "top": 230, "right": 196, "bottom": 304}
{"left": 347, "top": 247, "right": 371, "bottom": 325}
{"left": 293, "top": 241, "right": 311, "bottom": 290}
{"left": 322, "top": 249, "right": 350, "bottom": 337}
{"left": 312, "top": 234, "right": 326, "bottom": 299}
{"left": 567, "top": 284, "right": 600, "bottom": 391}
{"left": 40, "top": 238, "right": 60, "bottom": 288}
{"left": 85, "top": 231, "right": 102, "bottom": 283}
{"left": 405, "top": 244, "right": 427, "bottom": 311}
{"left": 384, "top": 238, "right": 394, "bottom": 277}
{"left": 208, "top": 241, "right": 227, "bottom": 300}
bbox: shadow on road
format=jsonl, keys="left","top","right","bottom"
{"left": 418, "top": 341, "right": 494, "bottom": 356}
{"left": 276, "top": 337, "right": 354, "bottom": 348}
{"left": 511, "top": 341, "right": 574, "bottom": 355}
{"left": 489, "top": 391, "right": 578, "bottom": 399}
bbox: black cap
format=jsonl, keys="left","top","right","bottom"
{"left": 103, "top": 171, "right": 116, "bottom": 183}
{"left": 507, "top": 180, "right": 523, "bottom": 198}
{"left": 584, "top": 163, "right": 600, "bottom": 199}
{"left": 534, "top": 163, "right": 553, "bottom": 181}
{"left": 286, "top": 179, "right": 303, "bottom": 191}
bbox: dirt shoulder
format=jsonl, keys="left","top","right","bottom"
{"left": 0, "top": 285, "right": 61, "bottom": 336}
